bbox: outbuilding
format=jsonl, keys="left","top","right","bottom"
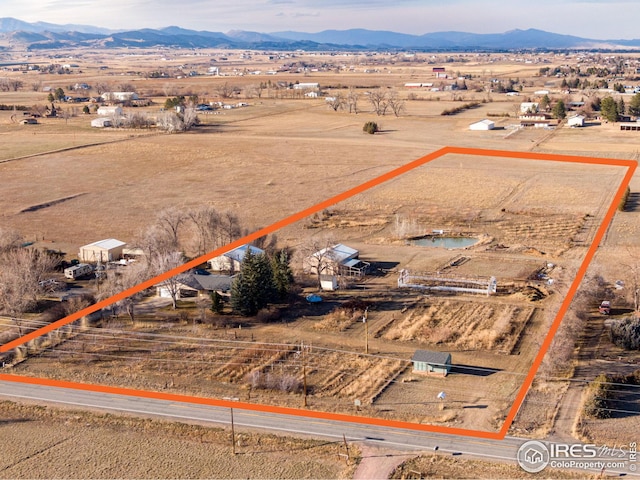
{"left": 79, "top": 238, "right": 126, "bottom": 263}
{"left": 567, "top": 115, "right": 585, "bottom": 127}
{"left": 91, "top": 117, "right": 112, "bottom": 128}
{"left": 96, "top": 105, "right": 123, "bottom": 117}
{"left": 411, "top": 350, "right": 452, "bottom": 376}
{"left": 469, "top": 119, "right": 495, "bottom": 131}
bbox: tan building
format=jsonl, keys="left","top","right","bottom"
{"left": 79, "top": 238, "right": 126, "bottom": 263}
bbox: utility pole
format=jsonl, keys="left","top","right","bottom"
{"left": 223, "top": 397, "right": 239, "bottom": 455}
{"left": 301, "top": 341, "right": 308, "bottom": 407}
{"left": 362, "top": 307, "right": 369, "bottom": 354}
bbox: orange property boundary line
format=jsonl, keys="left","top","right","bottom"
{"left": 0, "top": 146, "right": 636, "bottom": 441}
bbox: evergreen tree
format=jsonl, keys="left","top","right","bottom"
{"left": 629, "top": 93, "right": 640, "bottom": 117}
{"left": 271, "top": 249, "right": 293, "bottom": 301}
{"left": 600, "top": 97, "right": 619, "bottom": 122}
{"left": 552, "top": 99, "right": 566, "bottom": 119}
{"left": 539, "top": 94, "right": 551, "bottom": 111}
{"left": 211, "top": 290, "right": 223, "bottom": 314}
{"left": 230, "top": 248, "right": 276, "bottom": 316}
{"left": 618, "top": 97, "right": 626, "bottom": 116}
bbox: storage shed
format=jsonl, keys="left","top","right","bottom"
{"left": 567, "top": 115, "right": 585, "bottom": 127}
{"left": 91, "top": 117, "right": 112, "bottom": 128}
{"left": 469, "top": 119, "right": 495, "bottom": 131}
{"left": 411, "top": 350, "right": 452, "bottom": 376}
{"left": 79, "top": 238, "right": 126, "bottom": 263}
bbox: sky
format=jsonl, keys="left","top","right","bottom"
{"left": 2, "top": 0, "right": 638, "bottom": 39}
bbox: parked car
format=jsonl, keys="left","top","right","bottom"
{"left": 599, "top": 300, "right": 611, "bottom": 315}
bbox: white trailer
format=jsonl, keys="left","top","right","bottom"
{"left": 64, "top": 263, "right": 93, "bottom": 279}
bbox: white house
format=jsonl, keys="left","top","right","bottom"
{"left": 208, "top": 245, "right": 265, "bottom": 273}
{"left": 520, "top": 102, "right": 539, "bottom": 114}
{"left": 469, "top": 119, "right": 495, "bottom": 131}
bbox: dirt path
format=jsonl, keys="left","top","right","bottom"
{"left": 352, "top": 445, "right": 415, "bottom": 480}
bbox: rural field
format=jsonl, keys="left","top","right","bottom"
{"left": 1, "top": 46, "right": 640, "bottom": 477}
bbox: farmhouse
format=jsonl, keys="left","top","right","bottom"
{"left": 303, "top": 243, "right": 370, "bottom": 282}
{"left": 411, "top": 350, "right": 452, "bottom": 376}
{"left": 208, "top": 245, "right": 265, "bottom": 273}
{"left": 469, "top": 119, "right": 495, "bottom": 131}
{"left": 520, "top": 102, "right": 539, "bottom": 114}
{"left": 79, "top": 238, "right": 126, "bottom": 263}
{"left": 156, "top": 274, "right": 233, "bottom": 300}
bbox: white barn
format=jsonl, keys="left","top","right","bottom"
{"left": 469, "top": 119, "right": 495, "bottom": 131}
{"left": 96, "top": 105, "right": 123, "bottom": 117}
{"left": 79, "top": 239, "right": 126, "bottom": 263}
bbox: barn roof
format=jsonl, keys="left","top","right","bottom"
{"left": 411, "top": 350, "right": 451, "bottom": 365}
{"left": 224, "top": 244, "right": 265, "bottom": 263}
{"left": 83, "top": 238, "right": 126, "bottom": 250}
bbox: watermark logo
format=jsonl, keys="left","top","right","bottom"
{"left": 517, "top": 440, "right": 550, "bottom": 473}
{"left": 517, "top": 440, "right": 636, "bottom": 474}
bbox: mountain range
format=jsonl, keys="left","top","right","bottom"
{"left": 1, "top": 17, "right": 639, "bottom": 51}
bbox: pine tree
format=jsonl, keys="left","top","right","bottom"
{"left": 272, "top": 249, "right": 293, "bottom": 301}
{"left": 552, "top": 99, "right": 566, "bottom": 119}
{"left": 600, "top": 97, "right": 618, "bottom": 122}
{"left": 629, "top": 93, "right": 640, "bottom": 117}
{"left": 230, "top": 248, "right": 276, "bottom": 316}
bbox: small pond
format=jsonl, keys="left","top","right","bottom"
{"left": 411, "top": 236, "right": 479, "bottom": 249}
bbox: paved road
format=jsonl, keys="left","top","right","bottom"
{"left": 0, "top": 379, "right": 636, "bottom": 477}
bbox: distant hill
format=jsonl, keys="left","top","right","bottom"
{"left": 1, "top": 17, "right": 640, "bottom": 50}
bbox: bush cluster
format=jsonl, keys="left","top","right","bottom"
{"left": 245, "top": 370, "right": 302, "bottom": 393}
{"left": 609, "top": 316, "right": 640, "bottom": 349}
{"left": 440, "top": 102, "right": 480, "bottom": 116}
{"left": 362, "top": 121, "right": 379, "bottom": 134}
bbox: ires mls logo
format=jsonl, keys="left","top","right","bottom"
{"left": 517, "top": 440, "right": 550, "bottom": 473}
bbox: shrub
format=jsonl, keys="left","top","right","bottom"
{"left": 618, "top": 186, "right": 631, "bottom": 212}
{"left": 582, "top": 374, "right": 612, "bottom": 419}
{"left": 363, "top": 121, "right": 379, "bottom": 134}
{"left": 609, "top": 316, "right": 640, "bottom": 349}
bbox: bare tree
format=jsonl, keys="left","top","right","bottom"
{"left": 215, "top": 82, "right": 239, "bottom": 99}
{"left": 94, "top": 82, "right": 109, "bottom": 95}
{"left": 31, "top": 80, "right": 42, "bottom": 92}
{"left": 0, "top": 248, "right": 59, "bottom": 335}
{"left": 0, "top": 227, "right": 23, "bottom": 252}
{"left": 327, "top": 93, "right": 346, "bottom": 112}
{"left": 98, "top": 263, "right": 147, "bottom": 323}
{"left": 387, "top": 90, "right": 406, "bottom": 117}
{"left": 368, "top": 89, "right": 389, "bottom": 116}
{"left": 347, "top": 87, "right": 359, "bottom": 114}
{"left": 150, "top": 251, "right": 186, "bottom": 309}
{"left": 7, "top": 79, "right": 23, "bottom": 92}
{"left": 155, "top": 207, "right": 188, "bottom": 251}
{"left": 186, "top": 205, "right": 221, "bottom": 257}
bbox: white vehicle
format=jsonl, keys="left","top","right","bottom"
{"left": 64, "top": 263, "right": 93, "bottom": 280}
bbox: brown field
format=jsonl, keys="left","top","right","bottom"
{"left": 2, "top": 47, "right": 640, "bottom": 476}
{"left": 0, "top": 401, "right": 357, "bottom": 479}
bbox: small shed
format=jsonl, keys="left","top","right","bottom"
{"left": 567, "top": 115, "right": 585, "bottom": 127}
{"left": 411, "top": 350, "right": 452, "bottom": 376}
{"left": 319, "top": 274, "right": 338, "bottom": 291}
{"left": 469, "top": 119, "right": 495, "bottom": 131}
{"left": 79, "top": 238, "right": 126, "bottom": 263}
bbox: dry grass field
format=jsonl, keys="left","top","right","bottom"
{"left": 2, "top": 47, "right": 640, "bottom": 476}
{"left": 0, "top": 401, "right": 357, "bottom": 479}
